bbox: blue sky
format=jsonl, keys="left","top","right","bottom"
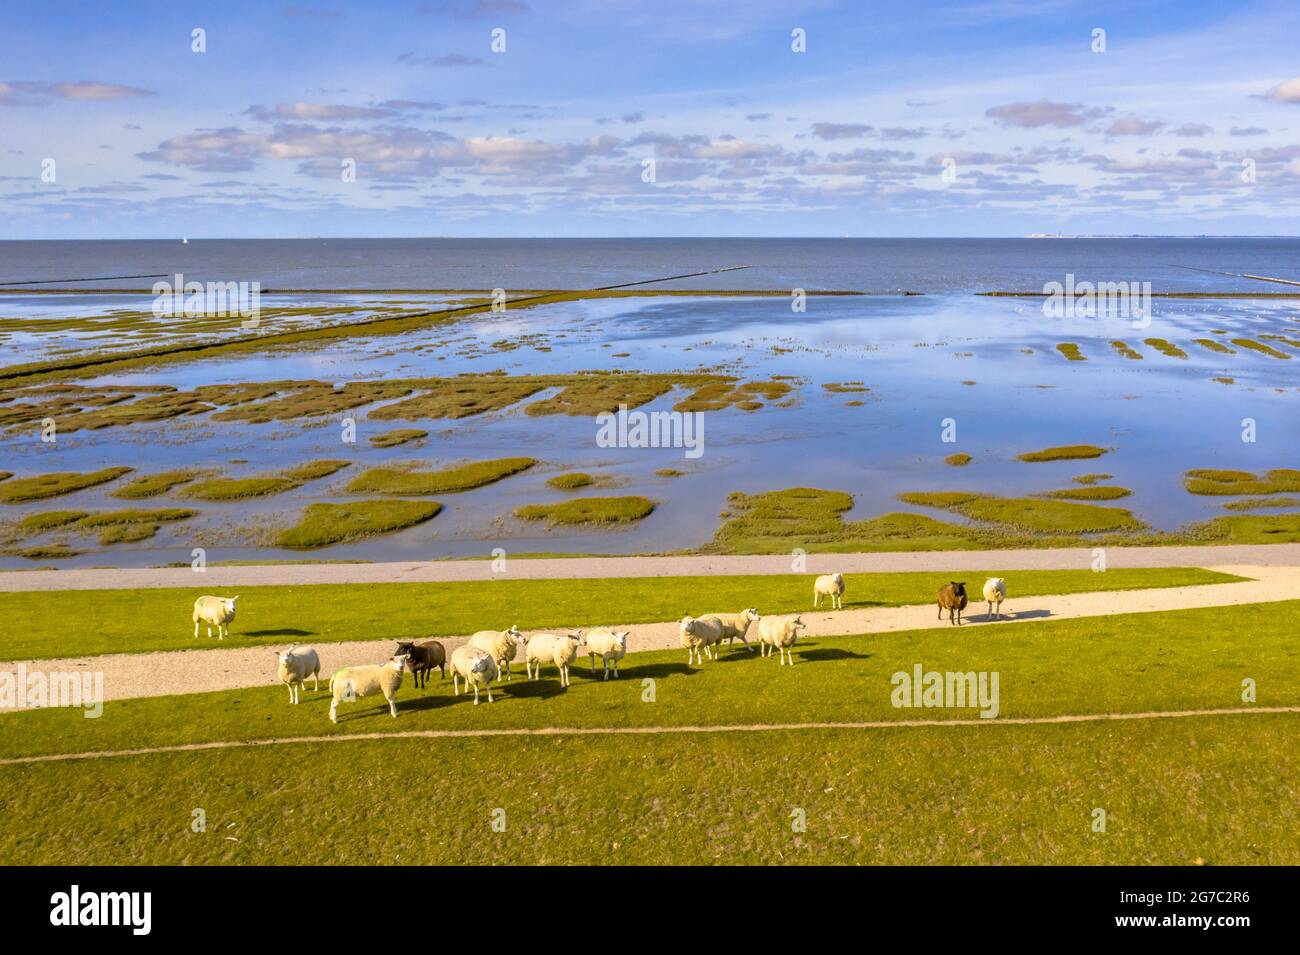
{"left": 2, "top": 0, "right": 1298, "bottom": 238}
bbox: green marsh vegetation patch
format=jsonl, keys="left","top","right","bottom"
{"left": 347, "top": 457, "right": 537, "bottom": 495}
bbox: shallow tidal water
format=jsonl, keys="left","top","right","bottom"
{"left": 2, "top": 288, "right": 1298, "bottom": 568}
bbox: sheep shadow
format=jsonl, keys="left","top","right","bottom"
{"left": 587, "top": 661, "right": 701, "bottom": 680}
{"left": 396, "top": 693, "right": 473, "bottom": 715}
{"left": 797, "top": 647, "right": 872, "bottom": 662}
{"left": 983, "top": 609, "right": 1051, "bottom": 622}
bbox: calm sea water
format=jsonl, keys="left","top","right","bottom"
{"left": 1, "top": 237, "right": 1298, "bottom": 292}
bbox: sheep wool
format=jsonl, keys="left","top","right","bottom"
{"left": 468, "top": 626, "right": 524, "bottom": 682}
{"left": 328, "top": 655, "right": 406, "bottom": 723}
{"left": 679, "top": 615, "right": 724, "bottom": 665}
{"left": 757, "top": 615, "right": 804, "bottom": 666}
{"left": 277, "top": 646, "right": 320, "bottom": 704}
{"left": 525, "top": 632, "right": 583, "bottom": 686}
{"left": 982, "top": 578, "right": 1007, "bottom": 620}
{"left": 451, "top": 645, "right": 498, "bottom": 704}
{"left": 584, "top": 628, "right": 629, "bottom": 680}
{"left": 192, "top": 595, "right": 238, "bottom": 640}
{"left": 813, "top": 573, "right": 846, "bottom": 610}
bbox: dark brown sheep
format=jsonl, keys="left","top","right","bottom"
{"left": 937, "top": 582, "right": 968, "bottom": 625}
{"left": 396, "top": 640, "right": 446, "bottom": 689}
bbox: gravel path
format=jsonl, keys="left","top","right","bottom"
{"left": 4, "top": 544, "right": 1300, "bottom": 592}
{"left": 3, "top": 563, "right": 1295, "bottom": 709}
{"left": 4, "top": 706, "right": 1295, "bottom": 767}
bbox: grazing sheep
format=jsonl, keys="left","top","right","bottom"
{"left": 709, "top": 608, "right": 759, "bottom": 652}
{"left": 192, "top": 595, "right": 238, "bottom": 640}
{"left": 525, "top": 631, "right": 584, "bottom": 687}
{"left": 450, "top": 644, "right": 498, "bottom": 704}
{"left": 813, "top": 573, "right": 846, "bottom": 610}
{"left": 396, "top": 640, "right": 446, "bottom": 688}
{"left": 982, "top": 578, "right": 1007, "bottom": 620}
{"left": 757, "top": 615, "right": 804, "bottom": 666}
{"left": 468, "top": 626, "right": 524, "bottom": 682}
{"left": 585, "top": 628, "right": 630, "bottom": 680}
{"left": 937, "top": 582, "right": 969, "bottom": 626}
{"left": 679, "top": 615, "right": 724, "bottom": 665}
{"left": 328, "top": 653, "right": 407, "bottom": 723}
{"left": 277, "top": 646, "right": 320, "bottom": 704}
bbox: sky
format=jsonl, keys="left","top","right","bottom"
{"left": 1, "top": 0, "right": 1298, "bottom": 239}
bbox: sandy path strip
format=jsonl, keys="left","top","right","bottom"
{"left": 2, "top": 564, "right": 1296, "bottom": 708}
{"left": 3, "top": 706, "right": 1296, "bottom": 767}
{"left": 4, "top": 543, "right": 1300, "bottom": 592}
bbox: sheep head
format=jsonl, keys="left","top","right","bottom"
{"left": 743, "top": 608, "right": 759, "bottom": 623}
{"left": 614, "top": 631, "right": 630, "bottom": 651}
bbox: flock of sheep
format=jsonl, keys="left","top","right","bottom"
{"left": 191, "top": 572, "right": 1011, "bottom": 723}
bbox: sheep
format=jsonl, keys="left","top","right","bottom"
{"left": 813, "top": 573, "right": 846, "bottom": 610}
{"left": 525, "top": 631, "right": 584, "bottom": 687}
{"left": 709, "top": 608, "right": 759, "bottom": 652}
{"left": 584, "top": 628, "right": 630, "bottom": 680}
{"left": 192, "top": 595, "right": 238, "bottom": 640}
{"left": 937, "top": 582, "right": 968, "bottom": 626}
{"left": 982, "top": 578, "right": 1006, "bottom": 620}
{"left": 679, "top": 615, "right": 724, "bottom": 665}
{"left": 396, "top": 640, "right": 446, "bottom": 689}
{"left": 277, "top": 646, "right": 320, "bottom": 704}
{"left": 328, "top": 653, "right": 407, "bottom": 723}
{"left": 757, "top": 614, "right": 804, "bottom": 666}
{"left": 450, "top": 644, "right": 498, "bottom": 704}
{"left": 468, "top": 625, "right": 524, "bottom": 682}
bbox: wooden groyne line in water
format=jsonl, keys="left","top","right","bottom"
{"left": 0, "top": 266, "right": 757, "bottom": 385}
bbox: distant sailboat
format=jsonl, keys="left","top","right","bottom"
{"left": 182, "top": 237, "right": 188, "bottom": 244}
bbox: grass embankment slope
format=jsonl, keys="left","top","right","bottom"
{"left": 0, "top": 600, "right": 1295, "bottom": 864}
{"left": 0, "top": 567, "right": 1238, "bottom": 661}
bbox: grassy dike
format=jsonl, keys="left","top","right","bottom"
{"left": 0, "top": 567, "right": 1240, "bottom": 660}
{"left": 0, "top": 600, "right": 1296, "bottom": 865}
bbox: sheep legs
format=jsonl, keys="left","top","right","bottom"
{"left": 388, "top": 695, "right": 398, "bottom": 718}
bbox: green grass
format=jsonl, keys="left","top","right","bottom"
{"left": 185, "top": 460, "right": 350, "bottom": 501}
{"left": 1110, "top": 340, "right": 1143, "bottom": 360}
{"left": 897, "top": 491, "right": 983, "bottom": 508}
{"left": 1071, "top": 472, "right": 1112, "bottom": 485}
{"left": 0, "top": 567, "right": 1240, "bottom": 661}
{"left": 1186, "top": 513, "right": 1300, "bottom": 544}
{"left": 1055, "top": 342, "right": 1085, "bottom": 361}
{"left": 514, "top": 495, "right": 655, "bottom": 525}
{"left": 1042, "top": 486, "right": 1132, "bottom": 501}
{"left": 368, "top": 428, "right": 428, "bottom": 449}
{"left": 346, "top": 457, "right": 536, "bottom": 495}
{"left": 1231, "top": 338, "right": 1291, "bottom": 359}
{"left": 943, "top": 453, "right": 972, "bottom": 467}
{"left": 274, "top": 500, "right": 443, "bottom": 549}
{"left": 957, "top": 496, "right": 1143, "bottom": 533}
{"left": 1016, "top": 445, "right": 1109, "bottom": 463}
{"left": 1184, "top": 468, "right": 1300, "bottom": 496}
{"left": 109, "top": 469, "right": 203, "bottom": 499}
{"left": 0, "top": 467, "right": 133, "bottom": 504}
{"left": 14, "top": 510, "right": 88, "bottom": 533}
{"left": 1193, "top": 338, "right": 1235, "bottom": 355}
{"left": 1222, "top": 496, "right": 1300, "bottom": 511}
{"left": 1144, "top": 338, "right": 1188, "bottom": 359}
{"left": 1, "top": 600, "right": 1295, "bottom": 864}
{"left": 655, "top": 468, "right": 684, "bottom": 478}
{"left": 546, "top": 472, "right": 595, "bottom": 490}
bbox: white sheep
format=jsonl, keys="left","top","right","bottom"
{"left": 277, "top": 646, "right": 320, "bottom": 704}
{"left": 450, "top": 644, "right": 498, "bottom": 704}
{"left": 983, "top": 577, "right": 1007, "bottom": 620}
{"left": 328, "top": 653, "right": 407, "bottom": 723}
{"left": 468, "top": 625, "right": 524, "bottom": 682}
{"left": 585, "top": 628, "right": 629, "bottom": 680}
{"left": 525, "top": 631, "right": 583, "bottom": 687}
{"left": 192, "top": 594, "right": 238, "bottom": 640}
{"left": 679, "top": 615, "right": 723, "bottom": 665}
{"left": 813, "top": 573, "right": 845, "bottom": 610}
{"left": 709, "top": 608, "right": 759, "bottom": 652}
{"left": 757, "top": 614, "right": 804, "bottom": 666}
